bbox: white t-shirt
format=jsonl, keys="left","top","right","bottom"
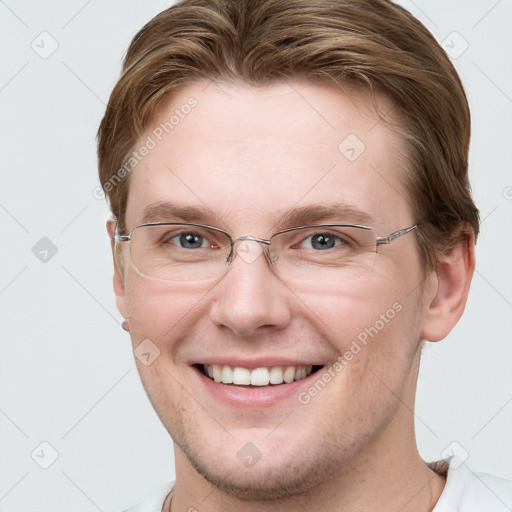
{"left": 121, "top": 458, "right": 512, "bottom": 512}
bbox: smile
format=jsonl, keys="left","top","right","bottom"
{"left": 200, "top": 364, "right": 322, "bottom": 386}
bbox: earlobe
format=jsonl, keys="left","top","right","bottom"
{"left": 106, "top": 219, "right": 128, "bottom": 320}
{"left": 420, "top": 232, "right": 476, "bottom": 342}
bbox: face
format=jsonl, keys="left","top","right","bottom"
{"left": 112, "top": 80, "right": 436, "bottom": 498}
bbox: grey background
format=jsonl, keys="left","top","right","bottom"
{"left": 0, "top": 1, "right": 511, "bottom": 510}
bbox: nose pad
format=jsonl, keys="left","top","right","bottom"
{"left": 235, "top": 239, "right": 265, "bottom": 265}
{"left": 229, "top": 236, "right": 272, "bottom": 267}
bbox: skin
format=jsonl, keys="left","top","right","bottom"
{"left": 107, "top": 80, "right": 475, "bottom": 511}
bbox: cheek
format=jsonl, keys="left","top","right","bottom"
{"left": 294, "top": 275, "right": 408, "bottom": 346}
{"left": 294, "top": 273, "right": 422, "bottom": 399}
{"left": 123, "top": 271, "right": 208, "bottom": 353}
{"left": 299, "top": 293, "right": 421, "bottom": 437}
{"left": 123, "top": 276, "right": 211, "bottom": 419}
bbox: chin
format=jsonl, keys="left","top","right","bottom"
{"left": 191, "top": 457, "right": 325, "bottom": 500}
{"left": 177, "top": 432, "right": 350, "bottom": 501}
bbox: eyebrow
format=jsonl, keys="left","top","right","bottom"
{"left": 273, "top": 204, "right": 375, "bottom": 228}
{"left": 140, "top": 201, "right": 375, "bottom": 229}
{"left": 141, "top": 201, "right": 214, "bottom": 224}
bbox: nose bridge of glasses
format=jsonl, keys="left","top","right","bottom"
{"left": 229, "top": 235, "right": 271, "bottom": 265}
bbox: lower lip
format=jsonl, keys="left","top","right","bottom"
{"left": 194, "top": 367, "right": 319, "bottom": 408}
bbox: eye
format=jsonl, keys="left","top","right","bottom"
{"left": 169, "top": 232, "right": 209, "bottom": 249}
{"left": 300, "top": 232, "right": 344, "bottom": 250}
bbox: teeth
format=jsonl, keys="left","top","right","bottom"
{"left": 294, "top": 366, "right": 312, "bottom": 381}
{"left": 251, "top": 368, "right": 269, "bottom": 386}
{"left": 283, "top": 366, "right": 295, "bottom": 383}
{"left": 233, "top": 367, "right": 251, "bottom": 385}
{"left": 212, "top": 365, "right": 222, "bottom": 383}
{"left": 269, "top": 366, "right": 283, "bottom": 384}
{"left": 203, "top": 364, "right": 314, "bottom": 386}
{"left": 221, "top": 365, "right": 233, "bottom": 384}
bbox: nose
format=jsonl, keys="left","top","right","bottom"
{"left": 209, "top": 239, "right": 293, "bottom": 337}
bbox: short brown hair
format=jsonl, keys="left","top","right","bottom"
{"left": 97, "top": 0, "right": 479, "bottom": 271}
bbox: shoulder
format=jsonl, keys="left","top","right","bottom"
{"left": 433, "top": 458, "right": 512, "bottom": 511}
{"left": 118, "top": 482, "right": 174, "bottom": 512}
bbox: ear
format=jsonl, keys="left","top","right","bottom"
{"left": 106, "top": 219, "right": 128, "bottom": 320}
{"left": 420, "top": 231, "right": 476, "bottom": 342}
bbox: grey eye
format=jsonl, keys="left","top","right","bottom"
{"left": 174, "top": 232, "right": 207, "bottom": 249}
{"left": 302, "top": 233, "right": 341, "bottom": 250}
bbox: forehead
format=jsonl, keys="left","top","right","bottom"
{"left": 125, "top": 80, "right": 412, "bottom": 230}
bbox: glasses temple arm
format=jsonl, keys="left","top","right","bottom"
{"left": 376, "top": 225, "right": 417, "bottom": 245}
{"left": 113, "top": 224, "right": 131, "bottom": 243}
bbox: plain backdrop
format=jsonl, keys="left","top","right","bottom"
{"left": 0, "top": 1, "right": 511, "bottom": 510}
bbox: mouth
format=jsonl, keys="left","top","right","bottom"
{"left": 197, "top": 364, "right": 323, "bottom": 387}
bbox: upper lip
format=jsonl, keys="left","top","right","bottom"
{"left": 192, "top": 357, "right": 326, "bottom": 369}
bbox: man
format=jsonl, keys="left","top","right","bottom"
{"left": 97, "top": 0, "right": 511, "bottom": 510}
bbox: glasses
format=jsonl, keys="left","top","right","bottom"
{"left": 115, "top": 222, "right": 417, "bottom": 284}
